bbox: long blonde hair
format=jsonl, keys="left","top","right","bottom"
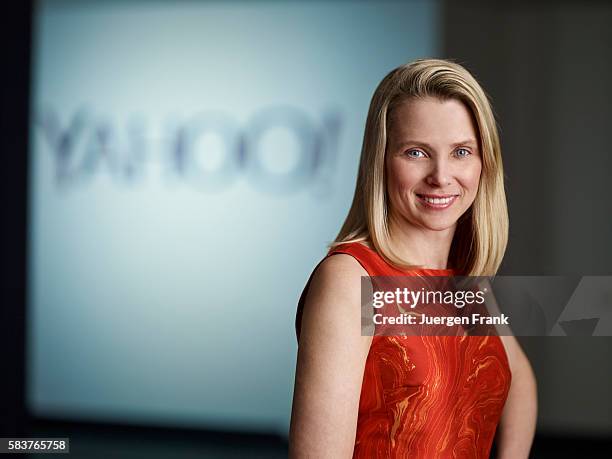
{"left": 330, "top": 58, "right": 508, "bottom": 276}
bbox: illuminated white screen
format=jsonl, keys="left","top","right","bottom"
{"left": 28, "top": 0, "right": 439, "bottom": 434}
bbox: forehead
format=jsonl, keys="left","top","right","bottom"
{"left": 387, "top": 97, "right": 479, "bottom": 146}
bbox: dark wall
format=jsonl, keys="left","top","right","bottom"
{"left": 0, "top": 1, "right": 31, "bottom": 436}
{"left": 443, "top": 0, "right": 612, "bottom": 436}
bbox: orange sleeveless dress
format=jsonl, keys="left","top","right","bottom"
{"left": 295, "top": 241, "right": 511, "bottom": 458}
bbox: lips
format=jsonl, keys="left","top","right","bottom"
{"left": 416, "top": 193, "right": 459, "bottom": 209}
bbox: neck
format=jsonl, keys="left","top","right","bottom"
{"left": 387, "top": 213, "right": 456, "bottom": 270}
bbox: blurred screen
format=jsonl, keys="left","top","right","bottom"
{"left": 28, "top": 0, "right": 439, "bottom": 434}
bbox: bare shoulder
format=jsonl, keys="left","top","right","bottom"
{"left": 312, "top": 253, "right": 369, "bottom": 288}
{"left": 299, "top": 251, "right": 371, "bottom": 348}
{"left": 303, "top": 254, "right": 369, "bottom": 322}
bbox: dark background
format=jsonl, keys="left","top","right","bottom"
{"left": 1, "top": 1, "right": 610, "bottom": 457}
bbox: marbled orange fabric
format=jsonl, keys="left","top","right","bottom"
{"left": 295, "top": 242, "right": 511, "bottom": 458}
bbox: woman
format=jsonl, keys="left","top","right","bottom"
{"left": 289, "top": 59, "right": 537, "bottom": 458}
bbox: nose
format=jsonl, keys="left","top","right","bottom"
{"left": 425, "top": 157, "right": 452, "bottom": 187}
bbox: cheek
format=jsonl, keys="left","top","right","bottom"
{"left": 388, "top": 161, "right": 421, "bottom": 191}
{"left": 462, "top": 163, "right": 482, "bottom": 196}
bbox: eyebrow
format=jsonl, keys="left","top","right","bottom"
{"left": 396, "top": 139, "right": 479, "bottom": 150}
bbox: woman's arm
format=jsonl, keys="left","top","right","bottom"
{"left": 289, "top": 254, "right": 373, "bottom": 458}
{"left": 495, "top": 334, "right": 538, "bottom": 459}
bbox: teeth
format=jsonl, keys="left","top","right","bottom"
{"left": 420, "top": 195, "right": 455, "bottom": 204}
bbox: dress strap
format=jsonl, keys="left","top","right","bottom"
{"left": 327, "top": 241, "right": 391, "bottom": 277}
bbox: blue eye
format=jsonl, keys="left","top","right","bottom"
{"left": 455, "top": 148, "right": 471, "bottom": 158}
{"left": 405, "top": 149, "right": 426, "bottom": 158}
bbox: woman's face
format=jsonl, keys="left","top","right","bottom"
{"left": 385, "top": 96, "right": 482, "bottom": 233}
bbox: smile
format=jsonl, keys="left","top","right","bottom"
{"left": 416, "top": 193, "right": 459, "bottom": 210}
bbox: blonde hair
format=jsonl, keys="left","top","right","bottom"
{"left": 330, "top": 58, "right": 508, "bottom": 276}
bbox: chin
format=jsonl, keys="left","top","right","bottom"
{"left": 419, "top": 217, "right": 459, "bottom": 231}
{"left": 423, "top": 224, "right": 456, "bottom": 232}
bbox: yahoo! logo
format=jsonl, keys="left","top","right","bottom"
{"left": 35, "top": 105, "right": 342, "bottom": 195}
